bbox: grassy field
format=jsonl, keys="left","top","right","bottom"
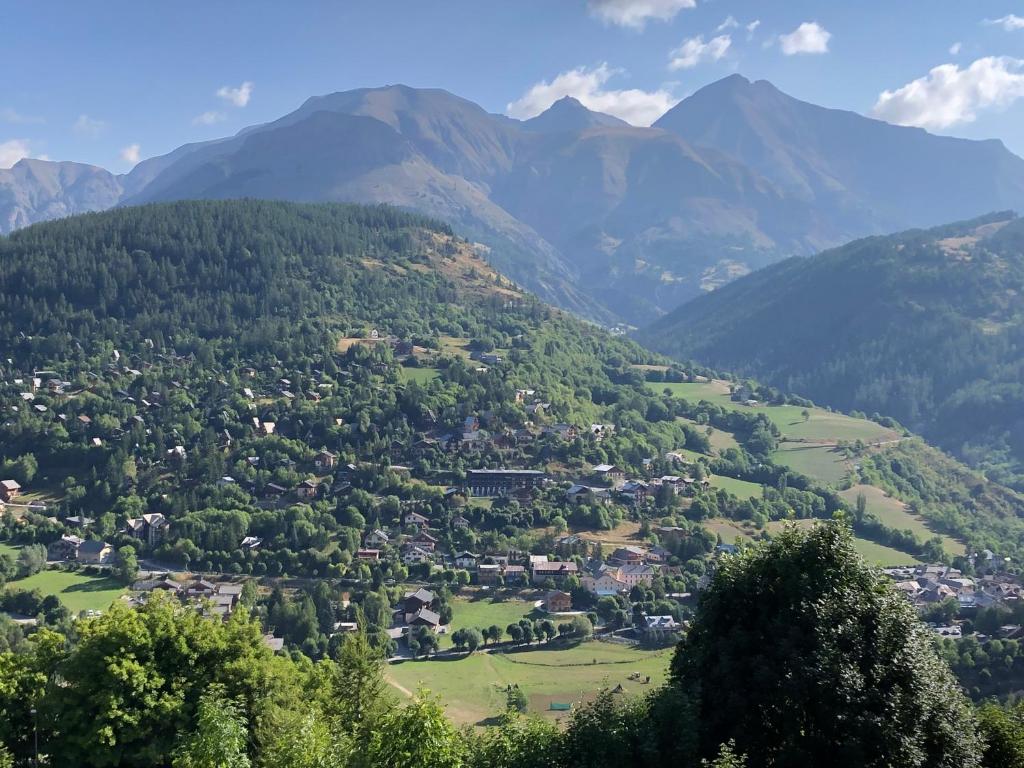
{"left": 704, "top": 518, "right": 756, "bottom": 544}
{"left": 772, "top": 444, "right": 851, "bottom": 485}
{"left": 0, "top": 541, "right": 21, "bottom": 559}
{"left": 7, "top": 569, "right": 126, "bottom": 613}
{"left": 839, "top": 485, "right": 966, "bottom": 556}
{"left": 387, "top": 641, "right": 671, "bottom": 724}
{"left": 708, "top": 474, "right": 763, "bottom": 499}
{"left": 650, "top": 381, "right": 897, "bottom": 444}
{"left": 851, "top": 538, "right": 922, "bottom": 567}
{"left": 443, "top": 597, "right": 536, "bottom": 648}
{"left": 400, "top": 366, "right": 441, "bottom": 385}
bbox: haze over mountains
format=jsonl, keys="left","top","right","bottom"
{"left": 4, "top": 75, "right": 1024, "bottom": 325}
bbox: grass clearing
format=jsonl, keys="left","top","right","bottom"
{"left": 0, "top": 541, "right": 22, "bottom": 559}
{"left": 704, "top": 518, "right": 755, "bottom": 544}
{"left": 7, "top": 569, "right": 126, "bottom": 613}
{"left": 400, "top": 366, "right": 441, "bottom": 385}
{"left": 650, "top": 380, "right": 897, "bottom": 445}
{"left": 708, "top": 474, "right": 763, "bottom": 499}
{"left": 772, "top": 443, "right": 851, "bottom": 486}
{"left": 851, "top": 538, "right": 922, "bottom": 567}
{"left": 839, "top": 485, "right": 966, "bottom": 556}
{"left": 443, "top": 597, "right": 535, "bottom": 648}
{"left": 387, "top": 641, "right": 671, "bottom": 724}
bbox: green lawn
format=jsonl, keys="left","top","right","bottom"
{"left": 443, "top": 596, "right": 535, "bottom": 648}
{"left": 7, "top": 569, "right": 126, "bottom": 613}
{"left": 650, "top": 381, "right": 897, "bottom": 444}
{"left": 704, "top": 518, "right": 755, "bottom": 544}
{"left": 388, "top": 641, "right": 671, "bottom": 724}
{"left": 852, "top": 538, "right": 921, "bottom": 567}
{"left": 0, "top": 541, "right": 21, "bottom": 559}
{"left": 772, "top": 443, "right": 851, "bottom": 486}
{"left": 839, "top": 485, "right": 966, "bottom": 556}
{"left": 708, "top": 474, "right": 763, "bottom": 499}
{"left": 400, "top": 366, "right": 441, "bottom": 385}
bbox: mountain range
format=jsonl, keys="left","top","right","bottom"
{"left": 4, "top": 75, "right": 1024, "bottom": 325}
{"left": 639, "top": 212, "right": 1024, "bottom": 491}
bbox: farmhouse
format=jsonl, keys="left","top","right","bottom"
{"left": 403, "top": 588, "right": 435, "bottom": 622}
{"left": 592, "top": 464, "right": 625, "bottom": 484}
{"left": 0, "top": 479, "right": 22, "bottom": 502}
{"left": 544, "top": 590, "right": 572, "bottom": 613}
{"left": 78, "top": 540, "right": 114, "bottom": 565}
{"left": 364, "top": 529, "right": 390, "bottom": 547}
{"left": 48, "top": 534, "right": 84, "bottom": 560}
{"left": 314, "top": 449, "right": 338, "bottom": 470}
{"left": 404, "top": 510, "right": 429, "bottom": 528}
{"left": 531, "top": 560, "right": 578, "bottom": 584}
{"left": 465, "top": 468, "right": 546, "bottom": 498}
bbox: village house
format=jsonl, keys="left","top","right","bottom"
{"left": 409, "top": 608, "right": 441, "bottom": 631}
{"left": 454, "top": 551, "right": 480, "bottom": 569}
{"left": 402, "top": 546, "right": 432, "bottom": 566}
{"left": 452, "top": 515, "right": 470, "bottom": 530}
{"left": 544, "top": 590, "right": 572, "bottom": 613}
{"left": 124, "top": 512, "right": 170, "bottom": 546}
{"left": 476, "top": 563, "right": 501, "bottom": 586}
{"left": 240, "top": 536, "right": 262, "bottom": 550}
{"left": 48, "top": 534, "right": 84, "bottom": 560}
{"left": 619, "top": 480, "right": 650, "bottom": 505}
{"left": 403, "top": 588, "right": 435, "bottom": 622}
{"left": 616, "top": 563, "right": 656, "bottom": 588}
{"left": 356, "top": 548, "right": 381, "bottom": 561}
{"left": 582, "top": 572, "right": 628, "bottom": 596}
{"left": 592, "top": 464, "right": 625, "bottom": 485}
{"left": 465, "top": 468, "right": 546, "bottom": 498}
{"left": 314, "top": 449, "right": 338, "bottom": 470}
{"left": 365, "top": 529, "right": 390, "bottom": 548}
{"left": 412, "top": 531, "right": 438, "bottom": 551}
{"left": 404, "top": 510, "right": 429, "bottom": 529}
{"left": 78, "top": 539, "right": 115, "bottom": 565}
{"left": 609, "top": 546, "right": 647, "bottom": 565}
{"left": 531, "top": 560, "right": 579, "bottom": 585}
{"left": 296, "top": 478, "right": 319, "bottom": 500}
{"left": 0, "top": 479, "right": 22, "bottom": 502}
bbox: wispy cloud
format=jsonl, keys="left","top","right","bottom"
{"left": 668, "top": 35, "right": 732, "bottom": 70}
{"left": 120, "top": 143, "right": 141, "bottom": 165}
{"left": 872, "top": 56, "right": 1024, "bottom": 130}
{"left": 778, "top": 22, "right": 831, "bottom": 55}
{"left": 507, "top": 63, "right": 677, "bottom": 126}
{"left": 587, "top": 0, "right": 695, "bottom": 29}
{"left": 716, "top": 16, "right": 738, "bottom": 32}
{"left": 192, "top": 110, "right": 227, "bottom": 126}
{"left": 0, "top": 139, "right": 47, "bottom": 169}
{"left": 216, "top": 81, "right": 254, "bottom": 107}
{"left": 984, "top": 14, "right": 1024, "bottom": 32}
{"left": 73, "top": 114, "right": 108, "bottom": 137}
{"left": 949, "top": 42, "right": 962, "bottom": 56}
{"left": 1, "top": 108, "right": 45, "bottom": 125}
{"left": 746, "top": 20, "right": 761, "bottom": 39}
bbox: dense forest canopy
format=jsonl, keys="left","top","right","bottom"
{"left": 640, "top": 212, "right": 1024, "bottom": 491}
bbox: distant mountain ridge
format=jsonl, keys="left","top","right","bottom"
{"left": 5, "top": 76, "right": 1024, "bottom": 324}
{"left": 638, "top": 212, "right": 1024, "bottom": 491}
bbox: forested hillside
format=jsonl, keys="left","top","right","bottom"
{"left": 640, "top": 212, "right": 1024, "bottom": 491}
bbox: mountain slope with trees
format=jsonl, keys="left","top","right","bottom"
{"left": 5, "top": 77, "right": 1024, "bottom": 325}
{"left": 639, "top": 212, "right": 1024, "bottom": 490}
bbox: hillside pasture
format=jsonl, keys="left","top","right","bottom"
{"left": 839, "top": 484, "right": 966, "bottom": 556}
{"left": 772, "top": 443, "right": 851, "bottom": 486}
{"left": 708, "top": 474, "right": 763, "bottom": 499}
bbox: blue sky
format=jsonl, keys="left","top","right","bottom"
{"left": 3, "top": 0, "right": 1024, "bottom": 171}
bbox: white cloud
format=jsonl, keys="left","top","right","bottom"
{"left": 779, "top": 21, "right": 831, "bottom": 55}
{"left": 949, "top": 42, "right": 962, "bottom": 55}
{"left": 985, "top": 14, "right": 1024, "bottom": 32}
{"left": 120, "top": 143, "right": 141, "bottom": 165}
{"left": 0, "top": 139, "right": 34, "bottom": 168}
{"left": 716, "top": 16, "right": 738, "bottom": 32}
{"left": 216, "top": 81, "right": 254, "bottom": 107}
{"left": 507, "top": 64, "right": 677, "bottom": 126}
{"left": 73, "top": 114, "right": 107, "bottom": 137}
{"left": 872, "top": 56, "right": 1024, "bottom": 130}
{"left": 746, "top": 20, "right": 761, "bottom": 38}
{"left": 1, "top": 108, "right": 44, "bottom": 125}
{"left": 668, "top": 34, "right": 732, "bottom": 70}
{"left": 192, "top": 110, "right": 227, "bottom": 126}
{"left": 587, "top": 0, "right": 695, "bottom": 29}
